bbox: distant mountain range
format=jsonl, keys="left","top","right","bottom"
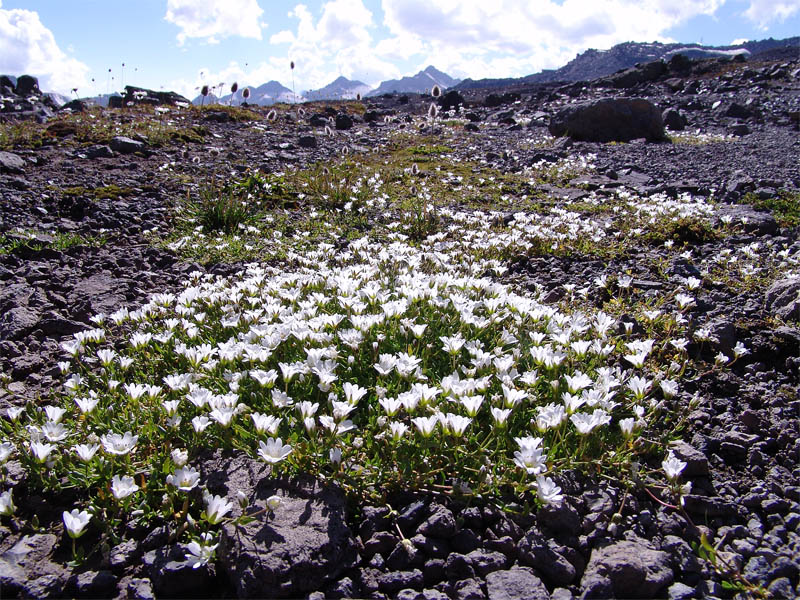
{"left": 187, "top": 65, "right": 461, "bottom": 105}
{"left": 304, "top": 76, "right": 371, "bottom": 101}
{"left": 366, "top": 66, "right": 461, "bottom": 97}
{"left": 454, "top": 36, "right": 800, "bottom": 90}
{"left": 62, "top": 35, "right": 797, "bottom": 108}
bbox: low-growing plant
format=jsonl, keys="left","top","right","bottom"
{"left": 742, "top": 189, "right": 800, "bottom": 228}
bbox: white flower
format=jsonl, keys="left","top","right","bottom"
{"left": 5, "top": 407, "right": 24, "bottom": 421}
{"left": 111, "top": 475, "right": 139, "bottom": 500}
{"left": 75, "top": 396, "right": 99, "bottom": 414}
{"left": 733, "top": 341, "right": 749, "bottom": 358}
{"left": 490, "top": 407, "right": 511, "bottom": 426}
{"left": 203, "top": 494, "right": 233, "bottom": 524}
{"left": 41, "top": 421, "right": 69, "bottom": 442}
{"left": 63, "top": 508, "right": 91, "bottom": 538}
{"left": 30, "top": 441, "right": 55, "bottom": 463}
{"left": 662, "top": 451, "right": 686, "bottom": 481}
{"left": 167, "top": 466, "right": 201, "bottom": 491}
{"left": 43, "top": 406, "right": 67, "bottom": 423}
{"left": 258, "top": 438, "right": 292, "bottom": 464}
{"left": 101, "top": 431, "right": 138, "bottom": 455}
{"left": 185, "top": 533, "right": 218, "bottom": 569}
{"left": 266, "top": 495, "right": 282, "bottom": 511}
{"left": 536, "top": 476, "right": 563, "bottom": 505}
{"left": 342, "top": 382, "right": 368, "bottom": 404}
{"left": 0, "top": 490, "right": 15, "bottom": 516}
{"left": 411, "top": 416, "right": 438, "bottom": 437}
{"left": 171, "top": 448, "right": 189, "bottom": 467}
{"left": 74, "top": 443, "right": 99, "bottom": 462}
{"left": 619, "top": 417, "right": 637, "bottom": 438}
{"left": 329, "top": 447, "right": 342, "bottom": 464}
{"left": 192, "top": 416, "right": 211, "bottom": 432}
{"left": 251, "top": 413, "right": 281, "bottom": 435}
{"left": 660, "top": 379, "right": 679, "bottom": 399}
{"left": 388, "top": 421, "right": 408, "bottom": 440}
{"left": 0, "top": 442, "right": 14, "bottom": 463}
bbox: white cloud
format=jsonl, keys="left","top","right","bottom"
{"left": 267, "top": 0, "right": 401, "bottom": 91}
{"left": 380, "top": 0, "right": 727, "bottom": 77}
{"left": 0, "top": 2, "right": 89, "bottom": 94}
{"left": 743, "top": 0, "right": 799, "bottom": 29}
{"left": 164, "top": 0, "right": 265, "bottom": 45}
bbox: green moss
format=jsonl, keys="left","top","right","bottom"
{"left": 742, "top": 189, "right": 800, "bottom": 228}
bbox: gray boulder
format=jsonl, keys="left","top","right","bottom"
{"left": 200, "top": 452, "right": 359, "bottom": 598}
{"left": 549, "top": 98, "right": 665, "bottom": 142}
{"left": 0, "top": 151, "right": 26, "bottom": 174}
{"left": 580, "top": 539, "right": 673, "bottom": 598}
{"left": 766, "top": 278, "right": 800, "bottom": 320}
{"left": 0, "top": 534, "right": 70, "bottom": 597}
{"left": 485, "top": 567, "right": 549, "bottom": 600}
{"left": 110, "top": 136, "right": 145, "bottom": 154}
{"left": 662, "top": 107, "right": 687, "bottom": 131}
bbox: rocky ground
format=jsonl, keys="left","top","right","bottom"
{"left": 0, "top": 53, "right": 799, "bottom": 599}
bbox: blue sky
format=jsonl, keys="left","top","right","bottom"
{"left": 1, "top": 0, "right": 798, "bottom": 96}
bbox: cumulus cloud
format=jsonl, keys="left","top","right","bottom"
{"left": 380, "top": 0, "right": 727, "bottom": 77}
{"left": 743, "top": 0, "right": 799, "bottom": 29}
{"left": 164, "top": 0, "right": 265, "bottom": 45}
{"left": 269, "top": 0, "right": 401, "bottom": 91}
{"left": 0, "top": 2, "right": 89, "bottom": 94}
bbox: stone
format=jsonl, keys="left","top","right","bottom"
{"left": 143, "top": 544, "right": 212, "bottom": 598}
{"left": 298, "top": 135, "right": 318, "bottom": 148}
{"left": 0, "top": 151, "right": 26, "bottom": 174}
{"left": 418, "top": 504, "right": 457, "bottom": 538}
{"left": 548, "top": 98, "right": 665, "bottom": 143}
{"left": 518, "top": 529, "right": 576, "bottom": 586}
{"left": 335, "top": 113, "right": 353, "bottom": 130}
{"left": 667, "top": 581, "right": 695, "bottom": 600}
{"left": 66, "top": 569, "right": 118, "bottom": 597}
{"left": 767, "top": 577, "right": 794, "bottom": 599}
{"left": 15, "top": 74, "right": 40, "bottom": 96}
{"left": 580, "top": 539, "right": 673, "bottom": 598}
{"left": 439, "top": 90, "right": 465, "bottom": 113}
{"left": 766, "top": 278, "right": 800, "bottom": 321}
{"left": 452, "top": 577, "right": 486, "bottom": 600}
{"left": 85, "top": 145, "right": 115, "bottom": 159}
{"left": 445, "top": 553, "right": 475, "bottom": 581}
{"left": 466, "top": 549, "right": 511, "bottom": 576}
{"left": 0, "top": 306, "right": 41, "bottom": 340}
{"left": 668, "top": 441, "right": 709, "bottom": 477}
{"left": 206, "top": 452, "right": 358, "bottom": 599}
{"left": 662, "top": 107, "right": 687, "bottom": 131}
{"left": 110, "top": 136, "right": 145, "bottom": 154}
{"left": 538, "top": 500, "right": 582, "bottom": 535}
{"left": 126, "top": 577, "right": 155, "bottom": 600}
{"left": 377, "top": 569, "right": 424, "bottom": 593}
{"left": 485, "top": 568, "right": 549, "bottom": 600}
{"left": 0, "top": 534, "right": 69, "bottom": 597}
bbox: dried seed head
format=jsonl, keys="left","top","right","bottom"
{"left": 356, "top": 92, "right": 362, "bottom": 101}
{"left": 341, "top": 146, "right": 350, "bottom": 156}
{"left": 242, "top": 87, "right": 251, "bottom": 99}
{"left": 290, "top": 61, "right": 295, "bottom": 70}
{"left": 231, "top": 82, "right": 238, "bottom": 94}
{"left": 431, "top": 85, "right": 441, "bottom": 98}
{"left": 298, "top": 108, "right": 306, "bottom": 118}
{"left": 267, "top": 109, "right": 277, "bottom": 121}
{"left": 410, "top": 163, "right": 419, "bottom": 175}
{"left": 201, "top": 85, "right": 209, "bottom": 97}
{"left": 325, "top": 125, "right": 334, "bottom": 137}
{"left": 428, "top": 102, "right": 438, "bottom": 119}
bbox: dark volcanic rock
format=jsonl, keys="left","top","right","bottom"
{"left": 580, "top": 539, "right": 673, "bottom": 598}
{"left": 549, "top": 98, "right": 665, "bottom": 142}
{"left": 485, "top": 567, "right": 549, "bottom": 600}
{"left": 207, "top": 452, "right": 359, "bottom": 598}
{"left": 0, "top": 151, "right": 26, "bottom": 174}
